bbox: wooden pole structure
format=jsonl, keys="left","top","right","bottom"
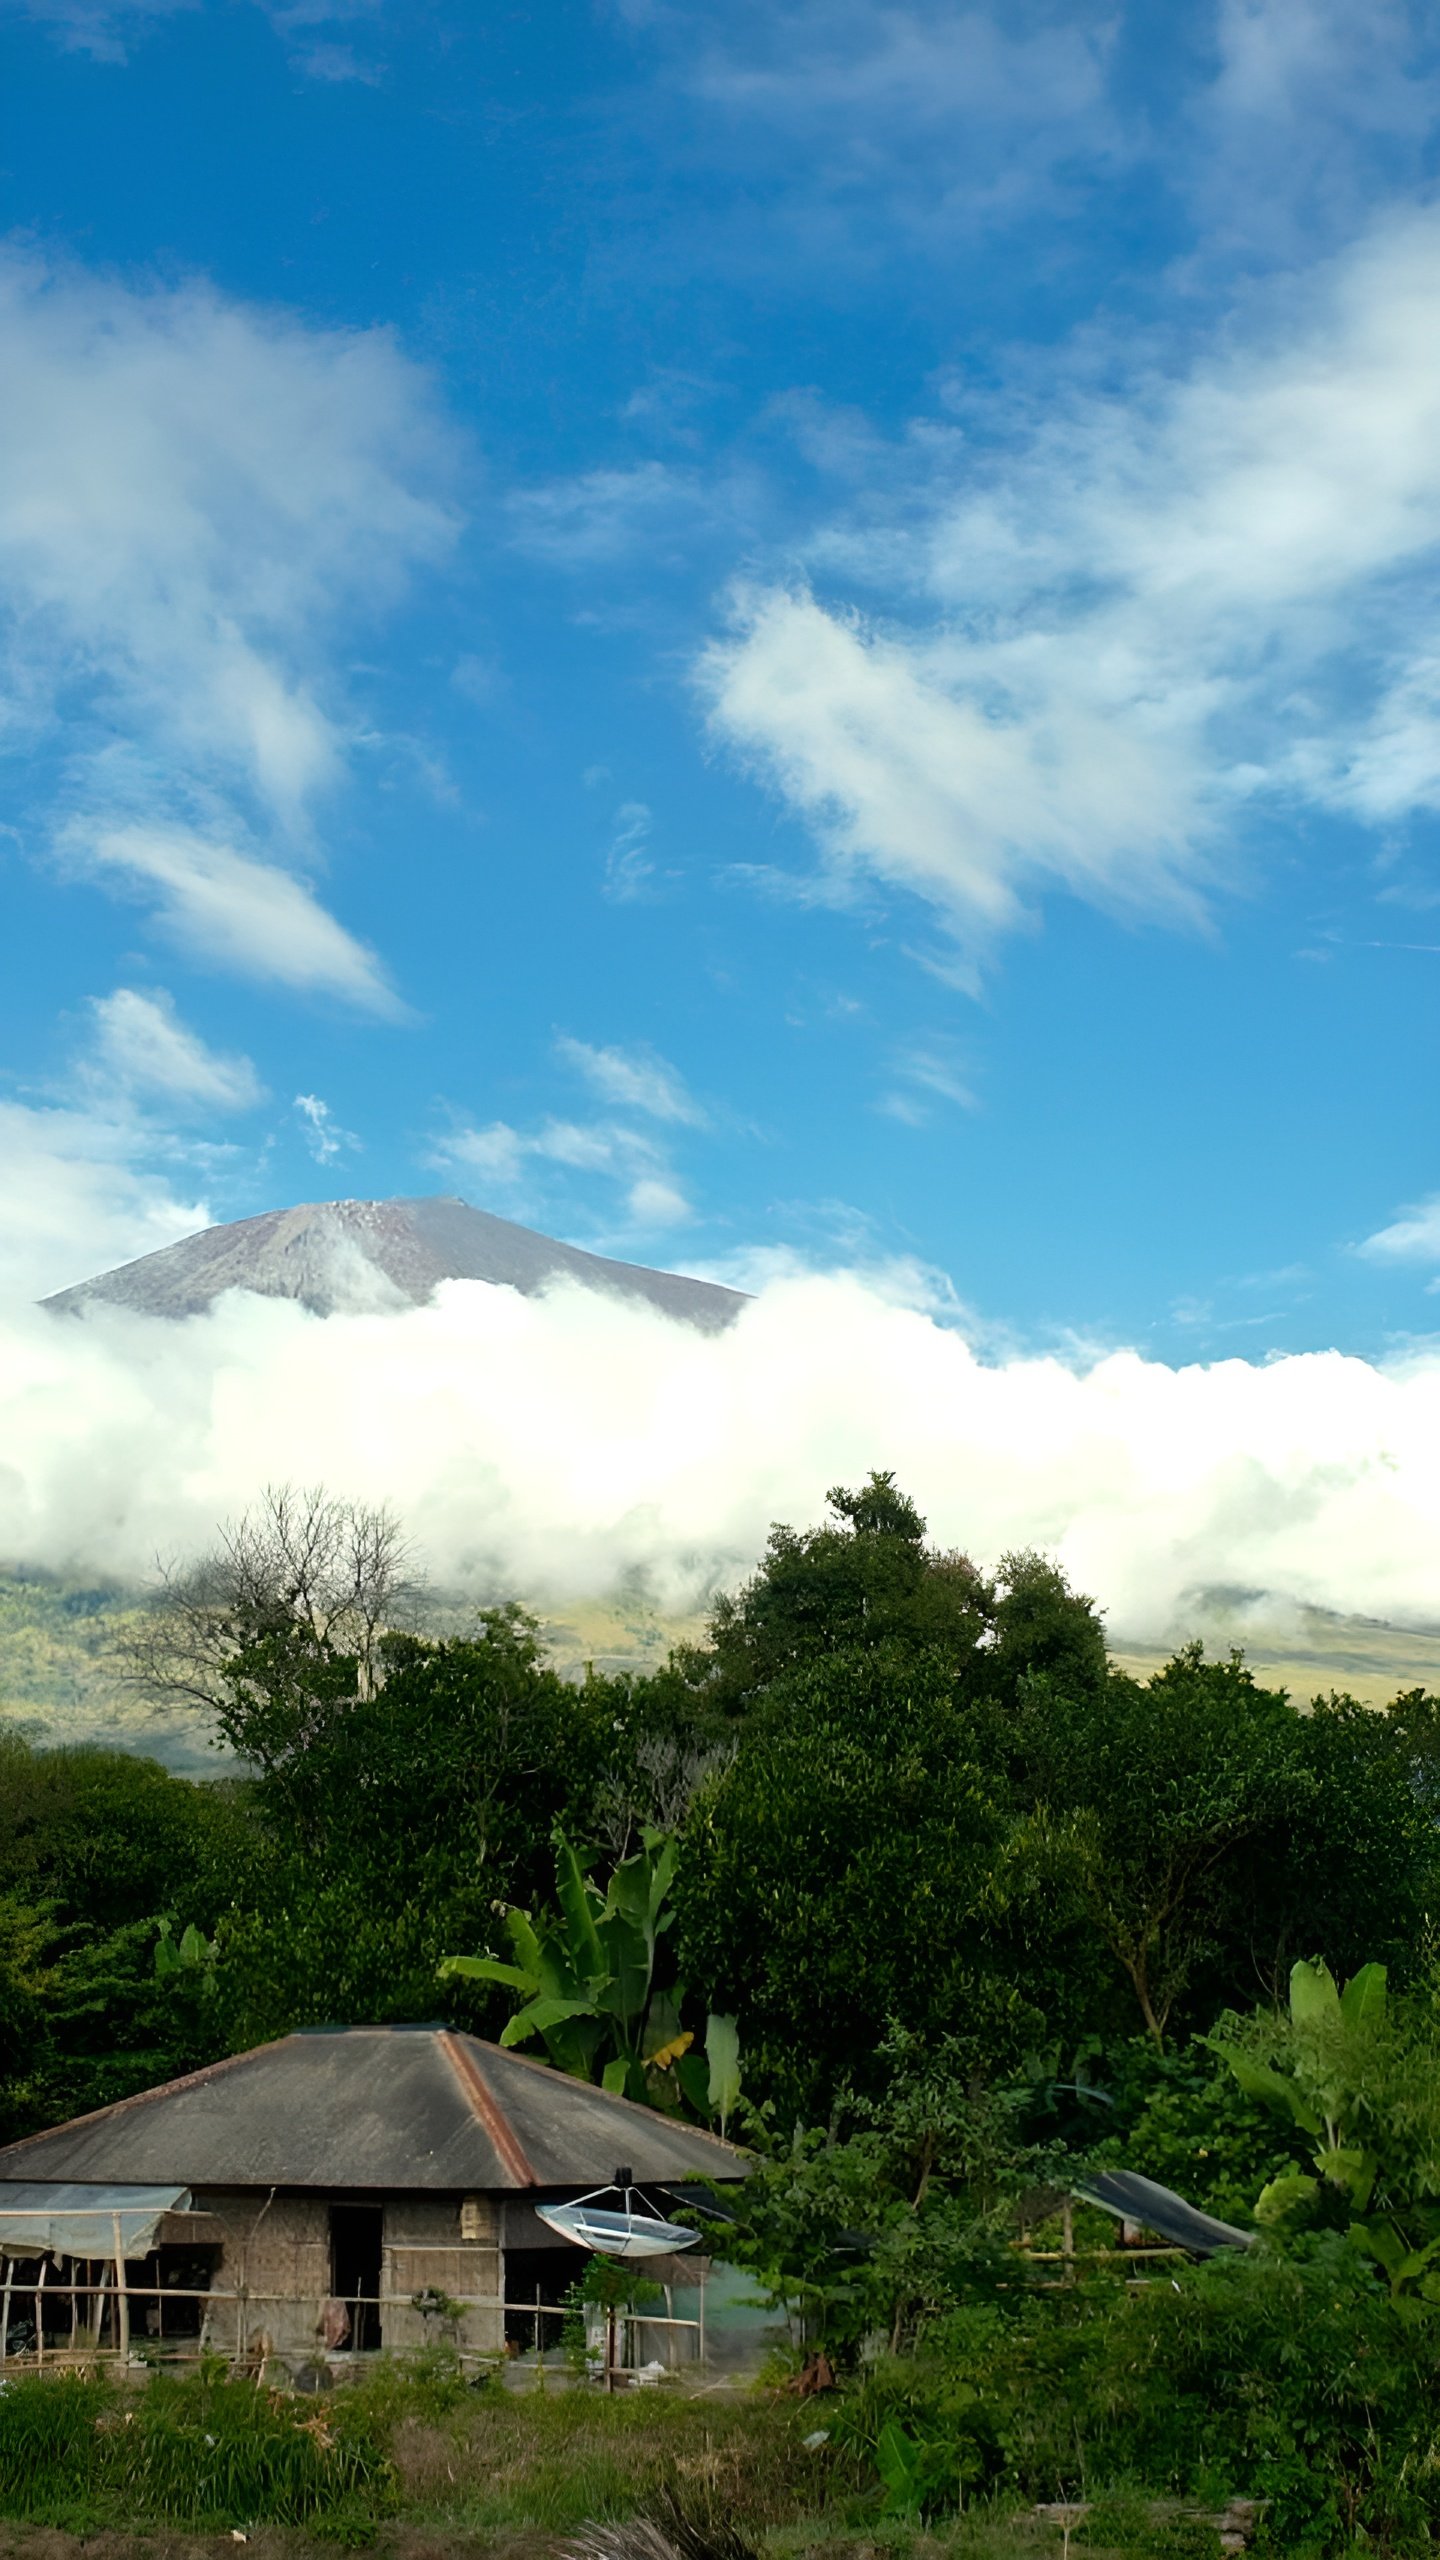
{"left": 0, "top": 2254, "right": 11, "bottom": 2369}
{"left": 112, "top": 2214, "right": 130, "bottom": 2363}
{"left": 34, "top": 2258, "right": 47, "bottom": 2369}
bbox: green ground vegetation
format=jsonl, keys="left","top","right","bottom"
{"left": 7, "top": 1476, "right": 1440, "bottom": 2554}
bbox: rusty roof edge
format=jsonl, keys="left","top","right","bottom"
{"left": 437, "top": 2031, "right": 537, "bottom": 2188}
{"left": 471, "top": 2034, "right": 751, "bottom": 2164}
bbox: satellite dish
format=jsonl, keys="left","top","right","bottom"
{"left": 535, "top": 2167, "right": 701, "bottom": 2260}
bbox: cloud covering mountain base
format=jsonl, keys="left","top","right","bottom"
{"left": 5, "top": 1273, "right": 1440, "bottom": 1650}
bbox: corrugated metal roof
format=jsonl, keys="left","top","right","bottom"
{"left": 0, "top": 2028, "right": 748, "bottom": 2195}
{"left": 1075, "top": 2169, "right": 1254, "bottom": 2256}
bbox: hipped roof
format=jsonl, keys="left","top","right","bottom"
{"left": 0, "top": 2028, "right": 748, "bottom": 2195}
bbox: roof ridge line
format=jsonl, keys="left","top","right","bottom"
{"left": 0, "top": 2035, "right": 300, "bottom": 2164}
{"left": 482, "top": 2033, "right": 749, "bottom": 2155}
{"left": 438, "top": 2032, "right": 536, "bottom": 2187}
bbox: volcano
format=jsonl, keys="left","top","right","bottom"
{"left": 43, "top": 1195, "right": 748, "bottom": 1332}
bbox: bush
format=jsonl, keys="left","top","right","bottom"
{"left": 830, "top": 2236, "right": 1440, "bottom": 2555}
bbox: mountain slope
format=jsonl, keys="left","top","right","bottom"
{"left": 42, "top": 1195, "right": 748, "bottom": 1332}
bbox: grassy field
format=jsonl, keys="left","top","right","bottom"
{"left": 0, "top": 2363, "right": 1247, "bottom": 2560}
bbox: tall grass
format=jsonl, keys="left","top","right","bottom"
{"left": 0, "top": 2367, "right": 392, "bottom": 2530}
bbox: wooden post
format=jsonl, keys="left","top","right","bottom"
{"left": 112, "top": 2215, "right": 130, "bottom": 2363}
{"left": 35, "top": 2258, "right": 47, "bottom": 2368}
{"left": 0, "top": 2254, "right": 11, "bottom": 2369}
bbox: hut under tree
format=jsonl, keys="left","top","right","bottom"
{"left": 0, "top": 2025, "right": 747, "bottom": 2373}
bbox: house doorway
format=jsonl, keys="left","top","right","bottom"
{"left": 329, "top": 2205, "right": 383, "bottom": 2351}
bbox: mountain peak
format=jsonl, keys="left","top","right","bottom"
{"left": 43, "top": 1195, "right": 748, "bottom": 1332}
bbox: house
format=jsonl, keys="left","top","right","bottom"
{"left": 0, "top": 2024, "right": 748, "bottom": 2373}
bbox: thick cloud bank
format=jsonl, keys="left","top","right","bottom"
{"left": 3, "top": 1274, "right": 1440, "bottom": 1645}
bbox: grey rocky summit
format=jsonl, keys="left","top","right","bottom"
{"left": 43, "top": 1195, "right": 747, "bottom": 1332}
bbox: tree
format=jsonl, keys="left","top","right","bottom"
{"left": 1020, "top": 1648, "right": 1304, "bottom": 2044}
{"left": 1226, "top": 1692, "right": 1440, "bottom": 2002}
{"left": 671, "top": 1472, "right": 995, "bottom": 1720}
{"left": 124, "top": 1483, "right": 420, "bottom": 1728}
{"left": 0, "top": 1733, "right": 257, "bottom": 2137}
{"left": 677, "top": 1646, "right": 1037, "bottom": 2118}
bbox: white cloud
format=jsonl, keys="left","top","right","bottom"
{"left": 625, "top": 1174, "right": 693, "bottom": 1228}
{"left": 555, "top": 1035, "right": 705, "bottom": 1125}
{"left": 1359, "top": 1194, "right": 1440, "bottom": 1264}
{"left": 294, "top": 1094, "right": 359, "bottom": 1165}
{"left": 0, "top": 248, "right": 456, "bottom": 998}
{"left": 430, "top": 1110, "right": 695, "bottom": 1238}
{"left": 8, "top": 1270, "right": 1440, "bottom": 1651}
{"left": 0, "top": 1099, "right": 208, "bottom": 1300}
{"left": 703, "top": 211, "right": 1440, "bottom": 964}
{"left": 86, "top": 988, "right": 263, "bottom": 1114}
{"left": 1193, "top": 0, "right": 1439, "bottom": 253}
{"left": 603, "top": 802, "right": 658, "bottom": 903}
{"left": 1, "top": 0, "right": 194, "bottom": 59}
{"left": 2, "top": 0, "right": 383, "bottom": 73}
{"left": 691, "top": 2, "right": 1110, "bottom": 131}
{"left": 878, "top": 1038, "right": 976, "bottom": 1123}
{"left": 508, "top": 462, "right": 709, "bottom": 567}
{"left": 652, "top": 0, "right": 1123, "bottom": 264}
{"left": 79, "top": 824, "right": 401, "bottom": 1014}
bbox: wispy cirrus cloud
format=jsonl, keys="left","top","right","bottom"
{"left": 1359, "top": 1193, "right": 1440, "bottom": 1271}
{"left": 430, "top": 1037, "right": 703, "bottom": 1237}
{"left": 431, "top": 1113, "right": 695, "bottom": 1234}
{"left": 76, "top": 824, "right": 401, "bottom": 1014}
{"left": 878, "top": 1038, "right": 976, "bottom": 1125}
{"left": 1, "top": 0, "right": 385, "bottom": 75}
{"left": 703, "top": 209, "right": 1440, "bottom": 972}
{"left": 293, "top": 1093, "right": 360, "bottom": 1164}
{"left": 84, "top": 987, "right": 264, "bottom": 1114}
{"left": 602, "top": 801, "right": 659, "bottom": 903}
{"left": 0, "top": 248, "right": 455, "bottom": 1006}
{"left": 554, "top": 1035, "right": 706, "bottom": 1125}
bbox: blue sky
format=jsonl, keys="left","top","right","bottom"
{"left": 4, "top": 0, "right": 1440, "bottom": 1363}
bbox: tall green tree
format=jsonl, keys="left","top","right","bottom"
{"left": 670, "top": 1472, "right": 996, "bottom": 1720}
{"left": 0, "top": 1734, "right": 257, "bottom": 2138}
{"left": 1018, "top": 1648, "right": 1305, "bottom": 2044}
{"left": 678, "top": 1646, "right": 1037, "bottom": 2117}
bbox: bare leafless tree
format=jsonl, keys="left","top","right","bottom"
{"left": 590, "top": 1729, "right": 736, "bottom": 1864}
{"left": 123, "top": 1483, "right": 424, "bottom": 1722}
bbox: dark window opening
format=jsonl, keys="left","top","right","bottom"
{"left": 329, "top": 2205, "right": 383, "bottom": 2351}
{"left": 135, "top": 2248, "right": 217, "bottom": 2341}
{"left": 503, "top": 2246, "right": 578, "bottom": 2354}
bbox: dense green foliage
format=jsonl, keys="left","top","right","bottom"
{"left": 6, "top": 1471, "right": 1440, "bottom": 2552}
{"left": 3, "top": 1471, "right": 1438, "bottom": 2135}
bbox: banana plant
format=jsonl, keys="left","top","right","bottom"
{"left": 439, "top": 1825, "right": 741, "bottom": 2127}
{"left": 1208, "top": 1956, "right": 1440, "bottom": 2303}
{"left": 153, "top": 1918, "right": 218, "bottom": 1995}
